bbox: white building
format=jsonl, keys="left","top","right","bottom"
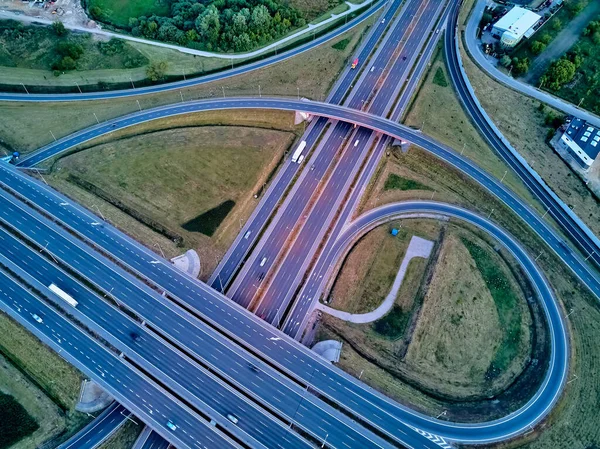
{"left": 557, "top": 118, "right": 600, "bottom": 168}
{"left": 491, "top": 6, "right": 541, "bottom": 48}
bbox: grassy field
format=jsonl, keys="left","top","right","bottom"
{"left": 97, "top": 420, "right": 143, "bottom": 449}
{"left": 0, "top": 354, "right": 65, "bottom": 449}
{"left": 0, "top": 16, "right": 372, "bottom": 153}
{"left": 328, "top": 220, "right": 440, "bottom": 315}
{"left": 404, "top": 228, "right": 531, "bottom": 400}
{"left": 50, "top": 123, "right": 294, "bottom": 278}
{"left": 87, "top": 0, "right": 169, "bottom": 28}
{"left": 403, "top": 46, "right": 540, "bottom": 210}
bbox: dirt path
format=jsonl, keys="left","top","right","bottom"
{"left": 317, "top": 236, "right": 434, "bottom": 323}
{"left": 525, "top": 1, "right": 600, "bottom": 83}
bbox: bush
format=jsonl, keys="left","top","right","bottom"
{"left": 373, "top": 305, "right": 409, "bottom": 339}
{"left": 52, "top": 21, "right": 67, "bottom": 36}
{"left": 499, "top": 54, "right": 511, "bottom": 67}
{"left": 331, "top": 38, "right": 350, "bottom": 51}
{"left": 89, "top": 5, "right": 104, "bottom": 20}
{"left": 432, "top": 67, "right": 448, "bottom": 87}
{"left": 566, "top": 0, "right": 584, "bottom": 17}
{"left": 552, "top": 18, "right": 563, "bottom": 31}
{"left": 56, "top": 41, "right": 84, "bottom": 59}
{"left": 97, "top": 38, "right": 124, "bottom": 55}
{"left": 511, "top": 57, "right": 530, "bottom": 75}
{"left": 146, "top": 60, "right": 168, "bottom": 81}
{"left": 530, "top": 41, "right": 546, "bottom": 55}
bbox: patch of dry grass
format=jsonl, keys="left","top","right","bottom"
{"left": 49, "top": 125, "right": 294, "bottom": 279}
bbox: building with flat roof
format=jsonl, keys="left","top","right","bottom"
{"left": 492, "top": 6, "right": 541, "bottom": 48}
{"left": 556, "top": 117, "right": 600, "bottom": 168}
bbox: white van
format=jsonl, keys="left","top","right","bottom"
{"left": 260, "top": 257, "right": 267, "bottom": 267}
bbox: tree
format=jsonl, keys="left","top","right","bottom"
{"left": 542, "top": 58, "right": 576, "bottom": 90}
{"left": 499, "top": 54, "right": 511, "bottom": 67}
{"left": 195, "top": 5, "right": 221, "bottom": 45}
{"left": 52, "top": 56, "right": 77, "bottom": 71}
{"left": 89, "top": 6, "right": 103, "bottom": 20}
{"left": 552, "top": 18, "right": 562, "bottom": 31}
{"left": 250, "top": 5, "right": 272, "bottom": 33}
{"left": 146, "top": 61, "right": 168, "bottom": 81}
{"left": 566, "top": 0, "right": 584, "bottom": 17}
{"left": 52, "top": 21, "right": 67, "bottom": 36}
{"left": 511, "top": 57, "right": 530, "bottom": 75}
{"left": 530, "top": 41, "right": 546, "bottom": 55}
{"left": 56, "top": 41, "right": 84, "bottom": 59}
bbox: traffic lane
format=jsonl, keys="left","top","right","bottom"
{"left": 209, "top": 116, "right": 329, "bottom": 290}
{"left": 442, "top": 1, "right": 600, "bottom": 269}
{"left": 0, "top": 196, "right": 389, "bottom": 449}
{"left": 0, "top": 229, "right": 309, "bottom": 449}
{"left": 142, "top": 431, "right": 170, "bottom": 449}
{"left": 258, "top": 0, "right": 444, "bottom": 321}
{"left": 0, "top": 98, "right": 589, "bottom": 439}
{"left": 257, "top": 128, "right": 377, "bottom": 323}
{"left": 227, "top": 120, "right": 356, "bottom": 306}
{"left": 230, "top": 122, "right": 365, "bottom": 307}
{"left": 57, "top": 403, "right": 129, "bottom": 449}
{"left": 3, "top": 0, "right": 388, "bottom": 104}
{"left": 0, "top": 269, "right": 237, "bottom": 449}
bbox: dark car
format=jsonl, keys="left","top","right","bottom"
{"left": 130, "top": 332, "right": 141, "bottom": 342}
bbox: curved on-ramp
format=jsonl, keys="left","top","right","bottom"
{"left": 318, "top": 200, "right": 569, "bottom": 444}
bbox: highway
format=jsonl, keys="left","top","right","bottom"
{"left": 56, "top": 403, "right": 130, "bottom": 449}
{"left": 282, "top": 8, "right": 450, "bottom": 336}
{"left": 0, "top": 260, "right": 239, "bottom": 449}
{"left": 208, "top": 0, "right": 408, "bottom": 293}
{"left": 0, "top": 93, "right": 588, "bottom": 444}
{"left": 0, "top": 0, "right": 385, "bottom": 103}
{"left": 0, "top": 189, "right": 398, "bottom": 449}
{"left": 134, "top": 427, "right": 171, "bottom": 449}
{"left": 444, "top": 0, "right": 600, "bottom": 270}
{"left": 231, "top": 0, "right": 449, "bottom": 326}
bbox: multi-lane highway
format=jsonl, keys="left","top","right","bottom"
{"left": 0, "top": 187, "right": 398, "bottom": 449}
{"left": 224, "top": 0, "right": 447, "bottom": 322}
{"left": 0, "top": 91, "right": 588, "bottom": 445}
{"left": 230, "top": 0, "right": 449, "bottom": 328}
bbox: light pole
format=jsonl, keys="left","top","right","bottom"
{"left": 136, "top": 100, "right": 142, "bottom": 111}
{"left": 258, "top": 85, "right": 261, "bottom": 98}
{"left": 222, "top": 86, "right": 225, "bottom": 98}
{"left": 21, "top": 83, "right": 29, "bottom": 94}
{"left": 50, "top": 130, "right": 57, "bottom": 141}
{"left": 129, "top": 76, "right": 135, "bottom": 89}
{"left": 297, "top": 87, "right": 300, "bottom": 100}
{"left": 93, "top": 112, "right": 100, "bottom": 124}
{"left": 500, "top": 170, "right": 507, "bottom": 182}
{"left": 92, "top": 204, "right": 106, "bottom": 221}
{"left": 321, "top": 433, "right": 328, "bottom": 448}
{"left": 585, "top": 251, "right": 595, "bottom": 261}
{"left": 154, "top": 243, "right": 165, "bottom": 259}
{"left": 75, "top": 81, "right": 82, "bottom": 94}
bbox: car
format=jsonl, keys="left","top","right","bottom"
{"left": 402, "top": 56, "right": 407, "bottom": 61}
{"left": 260, "top": 257, "right": 267, "bottom": 267}
{"left": 258, "top": 272, "right": 265, "bottom": 281}
{"left": 244, "top": 231, "right": 251, "bottom": 240}
{"left": 111, "top": 123, "right": 117, "bottom": 128}
{"left": 311, "top": 164, "right": 315, "bottom": 171}
{"left": 381, "top": 18, "right": 385, "bottom": 23}
{"left": 130, "top": 332, "right": 141, "bottom": 342}
{"left": 31, "top": 313, "right": 43, "bottom": 324}
{"left": 435, "top": 29, "right": 439, "bottom": 34}
{"left": 227, "top": 414, "right": 239, "bottom": 424}
{"left": 370, "top": 66, "right": 375, "bottom": 72}
{"left": 166, "top": 421, "right": 177, "bottom": 431}
{"left": 354, "top": 140, "right": 359, "bottom": 147}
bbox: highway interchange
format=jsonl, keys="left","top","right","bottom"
{"left": 0, "top": 0, "right": 598, "bottom": 447}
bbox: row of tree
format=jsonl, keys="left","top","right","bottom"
{"left": 119, "top": 0, "right": 306, "bottom": 52}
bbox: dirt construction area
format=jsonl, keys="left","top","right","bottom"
{"left": 0, "top": 0, "right": 92, "bottom": 29}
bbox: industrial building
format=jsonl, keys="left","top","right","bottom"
{"left": 491, "top": 6, "right": 541, "bottom": 48}
{"left": 556, "top": 118, "right": 600, "bottom": 168}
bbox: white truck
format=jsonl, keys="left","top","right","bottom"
{"left": 291, "top": 141, "right": 307, "bottom": 163}
{"left": 49, "top": 283, "right": 78, "bottom": 307}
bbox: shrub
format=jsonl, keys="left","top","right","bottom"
{"left": 432, "top": 67, "right": 448, "bottom": 87}
{"left": 52, "top": 56, "right": 77, "bottom": 71}
{"left": 56, "top": 41, "right": 84, "bottom": 59}
{"left": 499, "top": 54, "right": 511, "bottom": 67}
{"left": 146, "top": 60, "right": 168, "bottom": 81}
{"left": 542, "top": 57, "right": 576, "bottom": 90}
{"left": 530, "top": 41, "right": 546, "bottom": 55}
{"left": 52, "top": 21, "right": 67, "bottom": 36}
{"left": 331, "top": 38, "right": 350, "bottom": 51}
